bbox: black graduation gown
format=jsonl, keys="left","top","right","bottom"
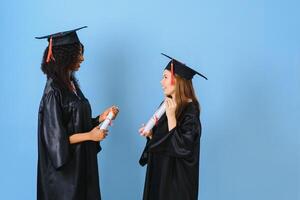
{"left": 37, "top": 78, "right": 102, "bottom": 200}
{"left": 139, "top": 102, "right": 201, "bottom": 200}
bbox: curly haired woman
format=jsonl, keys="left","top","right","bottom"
{"left": 36, "top": 26, "right": 118, "bottom": 200}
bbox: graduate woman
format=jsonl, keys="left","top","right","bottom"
{"left": 36, "top": 26, "right": 118, "bottom": 200}
{"left": 139, "top": 53, "right": 207, "bottom": 200}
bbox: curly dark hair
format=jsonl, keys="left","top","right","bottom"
{"left": 41, "top": 42, "right": 84, "bottom": 91}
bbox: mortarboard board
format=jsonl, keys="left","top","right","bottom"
{"left": 35, "top": 26, "right": 87, "bottom": 63}
{"left": 161, "top": 53, "right": 207, "bottom": 84}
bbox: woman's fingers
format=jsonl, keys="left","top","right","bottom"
{"left": 144, "top": 131, "right": 151, "bottom": 137}
{"left": 165, "top": 97, "right": 176, "bottom": 108}
{"left": 165, "top": 98, "right": 170, "bottom": 108}
{"left": 168, "top": 98, "right": 174, "bottom": 107}
{"left": 139, "top": 127, "right": 144, "bottom": 133}
{"left": 139, "top": 123, "right": 151, "bottom": 137}
{"left": 139, "top": 123, "right": 145, "bottom": 133}
{"left": 111, "top": 105, "right": 119, "bottom": 119}
{"left": 140, "top": 131, "right": 150, "bottom": 137}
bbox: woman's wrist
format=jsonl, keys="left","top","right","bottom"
{"left": 167, "top": 117, "right": 177, "bottom": 131}
{"left": 86, "top": 131, "right": 92, "bottom": 141}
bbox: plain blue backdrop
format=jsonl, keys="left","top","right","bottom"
{"left": 0, "top": 0, "right": 299, "bottom": 199}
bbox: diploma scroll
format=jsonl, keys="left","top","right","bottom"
{"left": 99, "top": 111, "right": 114, "bottom": 130}
{"left": 143, "top": 103, "right": 166, "bottom": 133}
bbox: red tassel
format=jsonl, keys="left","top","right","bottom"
{"left": 171, "top": 61, "right": 175, "bottom": 85}
{"left": 46, "top": 37, "right": 55, "bottom": 63}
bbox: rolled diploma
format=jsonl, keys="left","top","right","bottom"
{"left": 143, "top": 103, "right": 166, "bottom": 133}
{"left": 100, "top": 111, "right": 114, "bottom": 130}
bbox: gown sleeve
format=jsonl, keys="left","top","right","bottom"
{"left": 41, "top": 91, "right": 72, "bottom": 169}
{"left": 139, "top": 137, "right": 151, "bottom": 166}
{"left": 91, "top": 115, "right": 100, "bottom": 127}
{"left": 149, "top": 113, "right": 201, "bottom": 159}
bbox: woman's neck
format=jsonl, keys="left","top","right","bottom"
{"left": 68, "top": 71, "right": 73, "bottom": 81}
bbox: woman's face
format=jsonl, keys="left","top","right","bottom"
{"left": 160, "top": 70, "right": 175, "bottom": 97}
{"left": 73, "top": 46, "right": 84, "bottom": 71}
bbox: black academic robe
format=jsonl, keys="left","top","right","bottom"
{"left": 37, "top": 78, "right": 101, "bottom": 200}
{"left": 139, "top": 102, "right": 201, "bottom": 200}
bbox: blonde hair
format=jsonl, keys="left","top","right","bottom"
{"left": 174, "top": 75, "right": 200, "bottom": 119}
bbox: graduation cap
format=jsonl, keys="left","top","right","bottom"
{"left": 161, "top": 53, "right": 207, "bottom": 85}
{"left": 35, "top": 26, "right": 87, "bottom": 63}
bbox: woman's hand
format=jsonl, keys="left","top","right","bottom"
{"left": 110, "top": 106, "right": 119, "bottom": 119}
{"left": 165, "top": 97, "right": 176, "bottom": 120}
{"left": 99, "top": 105, "right": 119, "bottom": 122}
{"left": 89, "top": 126, "right": 108, "bottom": 141}
{"left": 165, "top": 97, "right": 177, "bottom": 131}
{"left": 139, "top": 124, "right": 153, "bottom": 139}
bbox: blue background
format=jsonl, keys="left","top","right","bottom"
{"left": 0, "top": 0, "right": 299, "bottom": 199}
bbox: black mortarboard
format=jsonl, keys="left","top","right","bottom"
{"left": 161, "top": 53, "right": 207, "bottom": 84}
{"left": 35, "top": 26, "right": 87, "bottom": 46}
{"left": 35, "top": 26, "right": 87, "bottom": 62}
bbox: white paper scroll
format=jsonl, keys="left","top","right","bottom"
{"left": 99, "top": 111, "right": 114, "bottom": 130}
{"left": 143, "top": 102, "right": 166, "bottom": 133}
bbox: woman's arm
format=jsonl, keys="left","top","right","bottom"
{"left": 69, "top": 126, "right": 108, "bottom": 144}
